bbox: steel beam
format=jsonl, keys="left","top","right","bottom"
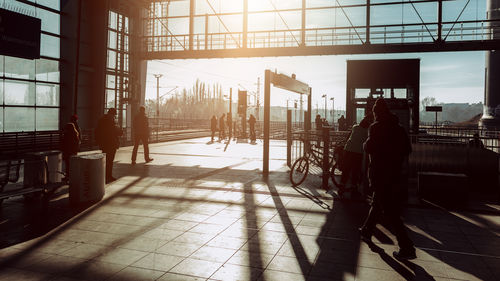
{"left": 143, "top": 40, "right": 500, "bottom": 60}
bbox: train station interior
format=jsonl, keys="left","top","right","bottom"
{"left": 1, "top": 0, "right": 500, "bottom": 280}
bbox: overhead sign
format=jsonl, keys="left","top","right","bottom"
{"left": 0, "top": 8, "right": 41, "bottom": 59}
{"left": 426, "top": 106, "right": 442, "bottom": 112}
{"left": 271, "top": 72, "right": 310, "bottom": 95}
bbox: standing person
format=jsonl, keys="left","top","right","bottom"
{"left": 95, "top": 108, "right": 123, "bottom": 183}
{"left": 219, "top": 113, "right": 226, "bottom": 142}
{"left": 62, "top": 120, "right": 80, "bottom": 181}
{"left": 70, "top": 114, "right": 81, "bottom": 143}
{"left": 359, "top": 98, "right": 415, "bottom": 260}
{"left": 335, "top": 116, "right": 370, "bottom": 198}
{"left": 210, "top": 115, "right": 217, "bottom": 142}
{"left": 338, "top": 115, "right": 348, "bottom": 131}
{"left": 248, "top": 114, "right": 256, "bottom": 142}
{"left": 315, "top": 114, "right": 323, "bottom": 146}
{"left": 131, "top": 106, "right": 154, "bottom": 165}
{"left": 227, "top": 113, "right": 232, "bottom": 140}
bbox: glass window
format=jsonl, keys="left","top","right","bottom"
{"left": 36, "top": 7, "right": 60, "bottom": 34}
{"left": 36, "top": 59, "right": 59, "bottom": 82}
{"left": 394, "top": 88, "right": 407, "bottom": 99}
{"left": 0, "top": 56, "right": 3, "bottom": 76}
{"left": 106, "top": 89, "right": 116, "bottom": 108}
{"left": 4, "top": 81, "right": 36, "bottom": 106}
{"left": 41, "top": 34, "right": 60, "bottom": 58}
{"left": 106, "top": 74, "right": 116, "bottom": 89}
{"left": 0, "top": 107, "right": 3, "bottom": 132}
{"left": 4, "top": 107, "right": 35, "bottom": 132}
{"left": 355, "top": 88, "right": 370, "bottom": 99}
{"left": 107, "top": 50, "right": 117, "bottom": 69}
{"left": 36, "top": 107, "right": 59, "bottom": 131}
{"left": 109, "top": 11, "right": 118, "bottom": 29}
{"left": 0, "top": 80, "right": 3, "bottom": 105}
{"left": 36, "top": 0, "right": 60, "bottom": 10}
{"left": 108, "top": 30, "right": 118, "bottom": 49}
{"left": 4, "top": 57, "right": 36, "bottom": 80}
{"left": 36, "top": 83, "right": 59, "bottom": 106}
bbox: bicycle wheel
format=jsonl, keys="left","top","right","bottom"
{"left": 330, "top": 162, "right": 342, "bottom": 187}
{"left": 290, "top": 157, "right": 309, "bottom": 186}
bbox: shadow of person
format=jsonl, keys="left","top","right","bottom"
{"left": 367, "top": 242, "right": 436, "bottom": 281}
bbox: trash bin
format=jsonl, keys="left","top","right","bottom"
{"left": 69, "top": 153, "right": 105, "bottom": 205}
{"left": 24, "top": 151, "right": 62, "bottom": 187}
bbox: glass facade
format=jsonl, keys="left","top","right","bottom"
{"left": 0, "top": 0, "right": 61, "bottom": 132}
{"left": 106, "top": 10, "right": 130, "bottom": 128}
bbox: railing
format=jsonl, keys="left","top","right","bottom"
{"left": 145, "top": 19, "right": 499, "bottom": 53}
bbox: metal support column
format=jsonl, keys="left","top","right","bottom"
{"left": 437, "top": 0, "right": 443, "bottom": 42}
{"left": 366, "top": 0, "right": 370, "bottom": 44}
{"left": 287, "top": 110, "right": 292, "bottom": 168}
{"left": 322, "top": 127, "right": 330, "bottom": 190}
{"left": 205, "top": 14, "right": 209, "bottom": 50}
{"left": 189, "top": 0, "right": 195, "bottom": 50}
{"left": 263, "top": 70, "right": 271, "bottom": 177}
{"left": 243, "top": 0, "right": 248, "bottom": 48}
{"left": 301, "top": 0, "right": 306, "bottom": 46}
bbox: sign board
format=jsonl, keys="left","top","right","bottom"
{"left": 426, "top": 106, "right": 442, "bottom": 112}
{"left": 0, "top": 8, "right": 41, "bottom": 59}
{"left": 271, "top": 73, "right": 310, "bottom": 95}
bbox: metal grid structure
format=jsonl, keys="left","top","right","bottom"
{"left": 142, "top": 0, "right": 500, "bottom": 59}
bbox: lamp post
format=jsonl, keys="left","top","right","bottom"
{"left": 153, "top": 74, "right": 163, "bottom": 118}
{"left": 322, "top": 94, "right": 327, "bottom": 120}
{"left": 330, "top": 97, "right": 335, "bottom": 125}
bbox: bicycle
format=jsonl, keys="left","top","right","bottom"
{"left": 289, "top": 140, "right": 343, "bottom": 187}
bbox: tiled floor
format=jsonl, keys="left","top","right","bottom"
{"left": 1, "top": 137, "right": 499, "bottom": 280}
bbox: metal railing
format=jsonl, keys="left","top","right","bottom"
{"left": 145, "top": 20, "right": 499, "bottom": 53}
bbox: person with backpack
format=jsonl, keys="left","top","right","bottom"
{"left": 95, "top": 108, "right": 122, "bottom": 183}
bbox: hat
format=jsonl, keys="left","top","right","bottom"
{"left": 71, "top": 114, "right": 78, "bottom": 121}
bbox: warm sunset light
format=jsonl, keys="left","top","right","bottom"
{"left": 1, "top": 1, "right": 499, "bottom": 281}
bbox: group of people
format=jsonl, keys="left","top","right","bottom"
{"left": 328, "top": 98, "right": 416, "bottom": 260}
{"left": 210, "top": 113, "right": 256, "bottom": 143}
{"left": 62, "top": 106, "right": 153, "bottom": 184}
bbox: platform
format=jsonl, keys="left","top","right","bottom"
{"left": 0, "top": 137, "right": 499, "bottom": 281}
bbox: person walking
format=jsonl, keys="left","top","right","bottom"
{"left": 131, "top": 106, "right": 153, "bottom": 165}
{"left": 210, "top": 115, "right": 217, "bottom": 142}
{"left": 248, "top": 114, "right": 256, "bottom": 142}
{"left": 335, "top": 116, "right": 370, "bottom": 198}
{"left": 359, "top": 98, "right": 416, "bottom": 260}
{"left": 95, "top": 108, "right": 123, "bottom": 183}
{"left": 219, "top": 113, "right": 226, "bottom": 142}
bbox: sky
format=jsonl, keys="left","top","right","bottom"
{"left": 145, "top": 51, "right": 486, "bottom": 110}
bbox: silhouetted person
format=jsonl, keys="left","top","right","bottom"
{"left": 131, "top": 106, "right": 153, "bottom": 165}
{"left": 315, "top": 114, "right": 322, "bottom": 131}
{"left": 248, "top": 114, "right": 256, "bottom": 142}
{"left": 360, "top": 98, "right": 416, "bottom": 260}
{"left": 338, "top": 115, "right": 348, "bottom": 131}
{"left": 227, "top": 113, "right": 232, "bottom": 140}
{"left": 336, "top": 116, "right": 370, "bottom": 197}
{"left": 95, "top": 108, "right": 122, "bottom": 183}
{"left": 62, "top": 120, "right": 80, "bottom": 181}
{"left": 210, "top": 115, "right": 217, "bottom": 142}
{"left": 468, "top": 133, "right": 484, "bottom": 148}
{"left": 70, "top": 114, "right": 81, "bottom": 144}
{"left": 219, "top": 113, "right": 226, "bottom": 141}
